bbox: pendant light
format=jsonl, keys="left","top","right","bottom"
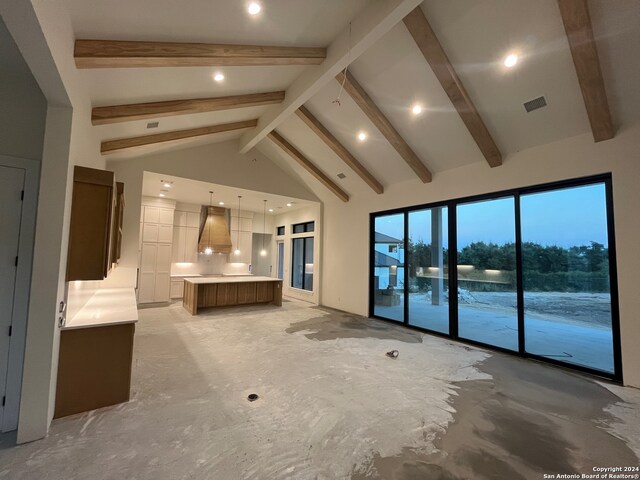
{"left": 260, "top": 200, "right": 267, "bottom": 256}
{"left": 234, "top": 195, "right": 242, "bottom": 256}
{"left": 204, "top": 191, "right": 213, "bottom": 255}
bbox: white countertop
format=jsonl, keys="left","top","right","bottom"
{"left": 63, "top": 288, "right": 138, "bottom": 330}
{"left": 184, "top": 276, "right": 280, "bottom": 284}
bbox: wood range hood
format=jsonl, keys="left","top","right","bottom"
{"left": 198, "top": 206, "right": 232, "bottom": 254}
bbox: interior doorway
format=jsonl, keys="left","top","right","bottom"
{"left": 0, "top": 157, "right": 39, "bottom": 432}
{"left": 277, "top": 241, "right": 284, "bottom": 280}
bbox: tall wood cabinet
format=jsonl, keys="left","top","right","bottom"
{"left": 67, "top": 166, "right": 124, "bottom": 281}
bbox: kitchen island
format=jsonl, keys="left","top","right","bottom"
{"left": 182, "top": 276, "right": 283, "bottom": 315}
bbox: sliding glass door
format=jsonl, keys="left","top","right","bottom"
{"left": 407, "top": 207, "right": 449, "bottom": 333}
{"left": 456, "top": 197, "right": 518, "bottom": 351}
{"left": 369, "top": 175, "right": 620, "bottom": 379}
{"left": 373, "top": 213, "right": 405, "bottom": 322}
{"left": 521, "top": 183, "right": 615, "bottom": 374}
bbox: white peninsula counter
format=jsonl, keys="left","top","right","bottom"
{"left": 183, "top": 276, "right": 283, "bottom": 314}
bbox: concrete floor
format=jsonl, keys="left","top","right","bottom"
{"left": 0, "top": 299, "right": 638, "bottom": 479}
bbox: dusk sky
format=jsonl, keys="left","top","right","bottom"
{"left": 375, "top": 183, "right": 609, "bottom": 249}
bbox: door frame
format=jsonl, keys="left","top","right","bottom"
{"left": 276, "top": 240, "right": 285, "bottom": 280}
{"left": 0, "top": 155, "right": 40, "bottom": 432}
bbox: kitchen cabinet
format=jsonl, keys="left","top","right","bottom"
{"left": 172, "top": 208, "right": 200, "bottom": 263}
{"left": 138, "top": 199, "right": 175, "bottom": 303}
{"left": 66, "top": 166, "right": 115, "bottom": 281}
{"left": 110, "top": 182, "right": 125, "bottom": 265}
{"left": 170, "top": 279, "right": 184, "bottom": 299}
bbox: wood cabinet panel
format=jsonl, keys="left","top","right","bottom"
{"left": 66, "top": 167, "right": 115, "bottom": 281}
{"left": 216, "top": 283, "right": 238, "bottom": 306}
{"left": 237, "top": 282, "right": 257, "bottom": 304}
{"left": 197, "top": 284, "right": 217, "bottom": 307}
{"left": 54, "top": 323, "right": 134, "bottom": 419}
{"left": 256, "top": 282, "right": 274, "bottom": 303}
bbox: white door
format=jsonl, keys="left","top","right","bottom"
{"left": 0, "top": 166, "right": 25, "bottom": 428}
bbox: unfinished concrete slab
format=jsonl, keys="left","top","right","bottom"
{"left": 0, "top": 299, "right": 637, "bottom": 479}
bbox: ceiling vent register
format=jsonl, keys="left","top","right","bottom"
{"left": 524, "top": 96, "right": 547, "bottom": 113}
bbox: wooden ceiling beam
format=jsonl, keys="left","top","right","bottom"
{"left": 403, "top": 7, "right": 502, "bottom": 167}
{"left": 335, "top": 70, "right": 432, "bottom": 183}
{"left": 268, "top": 131, "right": 349, "bottom": 202}
{"left": 74, "top": 40, "right": 326, "bottom": 68}
{"left": 92, "top": 91, "right": 285, "bottom": 125}
{"left": 295, "top": 106, "right": 384, "bottom": 194}
{"left": 101, "top": 119, "right": 257, "bottom": 155}
{"left": 557, "top": 0, "right": 614, "bottom": 142}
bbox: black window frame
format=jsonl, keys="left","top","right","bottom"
{"left": 276, "top": 226, "right": 285, "bottom": 236}
{"left": 369, "top": 173, "right": 622, "bottom": 383}
{"left": 292, "top": 221, "right": 314, "bottom": 234}
{"left": 291, "top": 236, "right": 314, "bottom": 291}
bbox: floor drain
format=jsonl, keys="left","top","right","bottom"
{"left": 247, "top": 393, "right": 259, "bottom": 402}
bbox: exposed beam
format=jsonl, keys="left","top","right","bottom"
{"left": 336, "top": 70, "right": 432, "bottom": 183}
{"left": 403, "top": 7, "right": 502, "bottom": 167}
{"left": 557, "top": 0, "right": 614, "bottom": 142}
{"left": 74, "top": 40, "right": 326, "bottom": 68}
{"left": 295, "top": 106, "right": 384, "bottom": 194}
{"left": 239, "top": 0, "right": 424, "bottom": 153}
{"left": 101, "top": 119, "right": 257, "bottom": 155}
{"left": 268, "top": 131, "right": 349, "bottom": 203}
{"left": 92, "top": 91, "right": 285, "bottom": 126}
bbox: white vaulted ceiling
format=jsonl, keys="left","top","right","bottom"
{"left": 30, "top": 0, "right": 640, "bottom": 200}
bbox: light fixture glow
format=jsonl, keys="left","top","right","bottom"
{"left": 213, "top": 72, "right": 225, "bottom": 82}
{"left": 286, "top": 203, "right": 292, "bottom": 207}
{"left": 268, "top": 208, "right": 274, "bottom": 212}
{"left": 204, "top": 247, "right": 213, "bottom": 255}
{"left": 247, "top": 2, "right": 261, "bottom": 15}
{"left": 219, "top": 201, "right": 225, "bottom": 205}
{"left": 504, "top": 54, "right": 518, "bottom": 68}
{"left": 411, "top": 104, "right": 423, "bottom": 115}
{"left": 357, "top": 131, "right": 367, "bottom": 142}
{"left": 260, "top": 249, "right": 267, "bottom": 257}
{"left": 159, "top": 193, "right": 166, "bottom": 197}
{"left": 234, "top": 249, "right": 241, "bottom": 256}
{"left": 164, "top": 182, "right": 171, "bottom": 188}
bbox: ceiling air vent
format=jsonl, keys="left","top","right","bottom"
{"left": 146, "top": 121, "right": 159, "bottom": 129}
{"left": 524, "top": 96, "right": 547, "bottom": 113}
{"left": 337, "top": 173, "right": 346, "bottom": 179}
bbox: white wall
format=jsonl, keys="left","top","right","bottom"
{"left": 0, "top": 17, "right": 47, "bottom": 160}
{"left": 320, "top": 125, "right": 640, "bottom": 387}
{"left": 107, "top": 139, "right": 319, "bottom": 275}
{"left": 274, "top": 205, "right": 322, "bottom": 304}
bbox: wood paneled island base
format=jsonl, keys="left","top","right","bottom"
{"left": 183, "top": 276, "right": 283, "bottom": 315}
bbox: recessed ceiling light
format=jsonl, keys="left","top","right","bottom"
{"left": 268, "top": 208, "right": 274, "bottom": 212}
{"left": 504, "top": 54, "right": 518, "bottom": 68}
{"left": 219, "top": 201, "right": 225, "bottom": 206}
{"left": 159, "top": 193, "right": 166, "bottom": 197}
{"left": 411, "top": 104, "right": 423, "bottom": 115}
{"left": 247, "top": 2, "right": 261, "bottom": 15}
{"left": 213, "top": 72, "right": 225, "bottom": 82}
{"left": 164, "top": 182, "right": 171, "bottom": 188}
{"left": 357, "top": 131, "right": 367, "bottom": 142}
{"left": 286, "top": 203, "right": 292, "bottom": 207}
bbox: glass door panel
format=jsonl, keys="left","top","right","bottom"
{"left": 521, "top": 183, "right": 614, "bottom": 373}
{"left": 408, "top": 207, "right": 449, "bottom": 333}
{"left": 373, "top": 213, "right": 405, "bottom": 322}
{"left": 457, "top": 197, "right": 518, "bottom": 350}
